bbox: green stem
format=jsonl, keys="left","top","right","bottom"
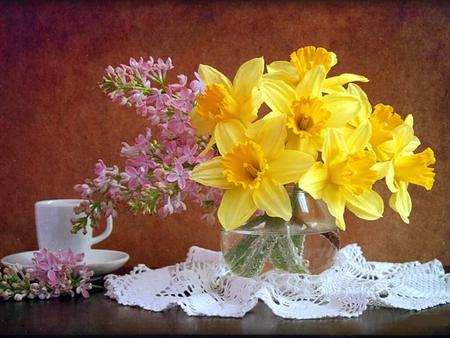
{"left": 265, "top": 216, "right": 309, "bottom": 274}
{"left": 223, "top": 214, "right": 310, "bottom": 277}
{"left": 224, "top": 234, "right": 276, "bottom": 278}
{"left": 91, "top": 284, "right": 104, "bottom": 289}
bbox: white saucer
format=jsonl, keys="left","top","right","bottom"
{"left": 1, "top": 249, "right": 129, "bottom": 276}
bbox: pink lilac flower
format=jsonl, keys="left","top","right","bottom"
{"left": 191, "top": 72, "right": 205, "bottom": 94}
{"left": 74, "top": 183, "right": 92, "bottom": 199}
{"left": 101, "top": 200, "right": 118, "bottom": 218}
{"left": 94, "top": 160, "right": 107, "bottom": 176}
{"left": 167, "top": 163, "right": 189, "bottom": 189}
{"left": 159, "top": 196, "right": 174, "bottom": 217}
{"left": 171, "top": 192, "right": 187, "bottom": 213}
{"left": 179, "top": 144, "right": 199, "bottom": 165}
{"left": 72, "top": 56, "right": 222, "bottom": 234}
{"left": 125, "top": 166, "right": 150, "bottom": 189}
{"left": 27, "top": 248, "right": 93, "bottom": 299}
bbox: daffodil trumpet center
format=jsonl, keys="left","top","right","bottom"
{"left": 290, "top": 46, "right": 335, "bottom": 79}
{"left": 222, "top": 140, "right": 268, "bottom": 190}
{"left": 329, "top": 152, "right": 379, "bottom": 195}
{"left": 242, "top": 162, "right": 259, "bottom": 179}
{"left": 287, "top": 98, "right": 330, "bottom": 137}
{"left": 370, "top": 104, "right": 404, "bottom": 146}
{"left": 394, "top": 148, "right": 435, "bottom": 190}
{"left": 196, "top": 83, "right": 237, "bottom": 121}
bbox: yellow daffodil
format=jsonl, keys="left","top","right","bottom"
{"left": 382, "top": 124, "right": 435, "bottom": 223}
{"left": 264, "top": 46, "right": 368, "bottom": 93}
{"left": 262, "top": 65, "right": 361, "bottom": 158}
{"left": 299, "top": 125, "right": 384, "bottom": 230}
{"left": 190, "top": 57, "right": 264, "bottom": 154}
{"left": 190, "top": 114, "right": 315, "bottom": 230}
{"left": 368, "top": 104, "right": 415, "bottom": 161}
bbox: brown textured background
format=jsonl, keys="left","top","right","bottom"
{"left": 1, "top": 1, "right": 449, "bottom": 268}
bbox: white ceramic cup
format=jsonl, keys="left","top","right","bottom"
{"left": 35, "top": 199, "right": 113, "bottom": 253}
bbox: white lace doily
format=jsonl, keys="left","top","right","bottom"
{"left": 104, "top": 244, "right": 450, "bottom": 319}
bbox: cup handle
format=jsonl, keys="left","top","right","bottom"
{"left": 91, "top": 216, "right": 113, "bottom": 245}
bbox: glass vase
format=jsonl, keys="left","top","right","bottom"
{"left": 220, "top": 186, "right": 340, "bottom": 278}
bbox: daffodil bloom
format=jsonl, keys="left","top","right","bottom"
{"left": 190, "top": 57, "right": 264, "bottom": 154}
{"left": 382, "top": 124, "right": 435, "bottom": 223}
{"left": 264, "top": 46, "right": 368, "bottom": 93}
{"left": 262, "top": 65, "right": 361, "bottom": 158}
{"left": 299, "top": 126, "right": 384, "bottom": 230}
{"left": 368, "top": 104, "right": 414, "bottom": 161}
{"left": 190, "top": 114, "right": 315, "bottom": 230}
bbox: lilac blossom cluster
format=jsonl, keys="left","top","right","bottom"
{"left": 72, "top": 57, "right": 221, "bottom": 234}
{"left": 0, "top": 249, "right": 94, "bottom": 301}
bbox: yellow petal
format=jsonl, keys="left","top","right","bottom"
{"left": 394, "top": 147, "right": 435, "bottom": 190}
{"left": 268, "top": 150, "right": 315, "bottom": 184}
{"left": 323, "top": 73, "right": 369, "bottom": 93}
{"left": 322, "top": 184, "right": 346, "bottom": 230}
{"left": 302, "top": 137, "right": 321, "bottom": 159}
{"left": 345, "top": 120, "right": 372, "bottom": 154}
{"left": 267, "top": 60, "right": 297, "bottom": 74}
{"left": 263, "top": 72, "right": 296, "bottom": 85}
{"left": 392, "top": 124, "right": 416, "bottom": 156}
{"left": 252, "top": 178, "right": 292, "bottom": 221}
{"left": 347, "top": 83, "right": 372, "bottom": 127}
{"left": 296, "top": 66, "right": 325, "bottom": 99}
{"left": 402, "top": 135, "right": 421, "bottom": 154}
{"left": 261, "top": 79, "right": 296, "bottom": 114}
{"left": 198, "top": 64, "right": 232, "bottom": 91}
{"left": 404, "top": 114, "right": 414, "bottom": 127}
{"left": 249, "top": 114, "right": 287, "bottom": 160}
{"left": 233, "top": 57, "right": 264, "bottom": 102}
{"left": 218, "top": 188, "right": 257, "bottom": 230}
{"left": 322, "top": 128, "right": 348, "bottom": 165}
{"left": 298, "top": 162, "right": 328, "bottom": 199}
{"left": 190, "top": 157, "right": 233, "bottom": 189}
{"left": 214, "top": 120, "right": 246, "bottom": 155}
{"left": 245, "top": 121, "right": 262, "bottom": 139}
{"left": 190, "top": 109, "right": 216, "bottom": 136}
{"left": 322, "top": 93, "right": 361, "bottom": 127}
{"left": 373, "top": 140, "right": 396, "bottom": 161}
{"left": 385, "top": 161, "right": 398, "bottom": 192}
{"left": 266, "top": 60, "right": 299, "bottom": 84}
{"left": 236, "top": 86, "right": 262, "bottom": 122}
{"left": 286, "top": 134, "right": 319, "bottom": 159}
{"left": 389, "top": 182, "right": 411, "bottom": 224}
{"left": 245, "top": 111, "right": 281, "bottom": 138}
{"left": 371, "top": 161, "right": 390, "bottom": 180}
{"left": 343, "top": 189, "right": 384, "bottom": 221}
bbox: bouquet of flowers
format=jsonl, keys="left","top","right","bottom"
{"left": 72, "top": 46, "right": 435, "bottom": 276}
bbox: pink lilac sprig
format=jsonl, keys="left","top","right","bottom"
{"left": 0, "top": 249, "right": 95, "bottom": 301}
{"left": 72, "top": 57, "right": 221, "bottom": 234}
{"left": 72, "top": 160, "right": 128, "bottom": 233}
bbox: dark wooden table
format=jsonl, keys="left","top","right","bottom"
{"left": 1, "top": 289, "right": 450, "bottom": 335}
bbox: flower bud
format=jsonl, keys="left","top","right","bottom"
{"left": 14, "top": 294, "right": 24, "bottom": 301}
